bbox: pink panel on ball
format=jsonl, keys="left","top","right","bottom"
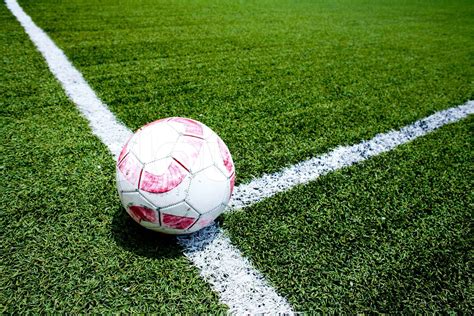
{"left": 128, "top": 205, "right": 157, "bottom": 223}
{"left": 117, "top": 138, "right": 130, "bottom": 164}
{"left": 218, "top": 138, "right": 234, "bottom": 174}
{"left": 172, "top": 136, "right": 203, "bottom": 170}
{"left": 140, "top": 160, "right": 187, "bottom": 193}
{"left": 162, "top": 213, "right": 196, "bottom": 230}
{"left": 229, "top": 172, "right": 236, "bottom": 197}
{"left": 118, "top": 153, "right": 142, "bottom": 186}
{"left": 117, "top": 128, "right": 140, "bottom": 164}
{"left": 169, "top": 117, "right": 203, "bottom": 138}
{"left": 197, "top": 217, "right": 213, "bottom": 228}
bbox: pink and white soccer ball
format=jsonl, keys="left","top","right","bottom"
{"left": 116, "top": 117, "right": 235, "bottom": 234}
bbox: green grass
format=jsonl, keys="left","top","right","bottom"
{"left": 2, "top": 0, "right": 473, "bottom": 313}
{"left": 0, "top": 4, "right": 225, "bottom": 313}
{"left": 224, "top": 117, "right": 473, "bottom": 313}
{"left": 19, "top": 0, "right": 474, "bottom": 183}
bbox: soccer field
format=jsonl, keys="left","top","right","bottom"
{"left": 2, "top": 0, "right": 473, "bottom": 313}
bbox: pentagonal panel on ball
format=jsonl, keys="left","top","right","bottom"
{"left": 160, "top": 202, "right": 200, "bottom": 231}
{"left": 128, "top": 121, "right": 179, "bottom": 164}
{"left": 186, "top": 166, "right": 230, "bottom": 214}
{"left": 120, "top": 192, "right": 159, "bottom": 226}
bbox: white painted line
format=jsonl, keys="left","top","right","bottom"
{"left": 5, "top": 0, "right": 293, "bottom": 313}
{"left": 5, "top": 0, "right": 132, "bottom": 160}
{"left": 177, "top": 224, "right": 294, "bottom": 314}
{"left": 229, "top": 100, "right": 474, "bottom": 210}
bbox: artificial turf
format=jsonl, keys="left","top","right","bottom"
{"left": 18, "top": 0, "right": 474, "bottom": 183}
{"left": 0, "top": 4, "right": 225, "bottom": 313}
{"left": 2, "top": 0, "right": 473, "bottom": 313}
{"left": 224, "top": 117, "right": 473, "bottom": 313}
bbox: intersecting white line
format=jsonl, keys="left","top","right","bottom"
{"left": 7, "top": 0, "right": 474, "bottom": 313}
{"left": 228, "top": 100, "right": 474, "bottom": 211}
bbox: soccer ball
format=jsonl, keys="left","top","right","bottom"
{"left": 116, "top": 117, "right": 235, "bottom": 234}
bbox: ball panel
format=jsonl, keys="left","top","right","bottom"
{"left": 229, "top": 172, "right": 236, "bottom": 198}
{"left": 120, "top": 192, "right": 158, "bottom": 225}
{"left": 129, "top": 122, "right": 178, "bottom": 164}
{"left": 186, "top": 166, "right": 230, "bottom": 214}
{"left": 117, "top": 135, "right": 133, "bottom": 164}
{"left": 160, "top": 202, "right": 199, "bottom": 230}
{"left": 167, "top": 117, "right": 204, "bottom": 138}
{"left": 194, "top": 203, "right": 227, "bottom": 230}
{"left": 139, "top": 174, "right": 191, "bottom": 208}
{"left": 140, "top": 158, "right": 188, "bottom": 193}
{"left": 116, "top": 165, "right": 138, "bottom": 192}
{"left": 207, "top": 136, "right": 235, "bottom": 178}
{"left": 162, "top": 214, "right": 196, "bottom": 230}
{"left": 160, "top": 201, "right": 200, "bottom": 218}
{"left": 139, "top": 220, "right": 162, "bottom": 231}
{"left": 117, "top": 152, "right": 143, "bottom": 188}
{"left": 217, "top": 137, "right": 235, "bottom": 175}
{"left": 200, "top": 123, "right": 216, "bottom": 140}
{"left": 172, "top": 135, "right": 204, "bottom": 171}
{"left": 190, "top": 142, "right": 214, "bottom": 173}
{"left": 129, "top": 205, "right": 158, "bottom": 223}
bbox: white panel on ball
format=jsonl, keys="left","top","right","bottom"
{"left": 129, "top": 123, "right": 179, "bottom": 164}
{"left": 201, "top": 123, "right": 216, "bottom": 140}
{"left": 207, "top": 136, "right": 234, "bottom": 178}
{"left": 140, "top": 219, "right": 162, "bottom": 231}
{"left": 186, "top": 166, "right": 230, "bottom": 214}
{"left": 142, "top": 157, "right": 174, "bottom": 175}
{"left": 139, "top": 174, "right": 191, "bottom": 208}
{"left": 195, "top": 203, "right": 227, "bottom": 228}
{"left": 139, "top": 158, "right": 188, "bottom": 194}
{"left": 172, "top": 135, "right": 205, "bottom": 170}
{"left": 160, "top": 201, "right": 200, "bottom": 218}
{"left": 191, "top": 142, "right": 215, "bottom": 173}
{"left": 167, "top": 117, "right": 203, "bottom": 138}
{"left": 160, "top": 202, "right": 200, "bottom": 232}
{"left": 116, "top": 165, "right": 138, "bottom": 193}
{"left": 116, "top": 152, "right": 143, "bottom": 189}
{"left": 120, "top": 191, "right": 158, "bottom": 224}
{"left": 120, "top": 191, "right": 155, "bottom": 210}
